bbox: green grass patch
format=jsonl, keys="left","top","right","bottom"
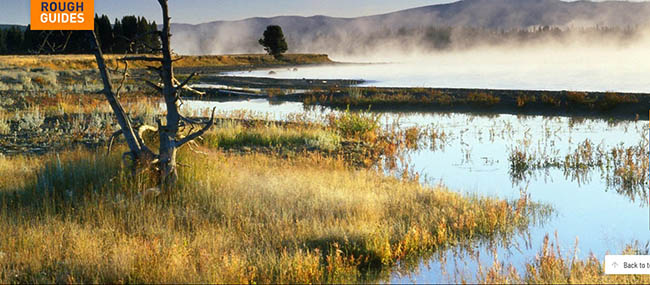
{"left": 201, "top": 120, "right": 341, "bottom": 151}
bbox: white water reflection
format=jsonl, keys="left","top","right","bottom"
{"left": 175, "top": 99, "right": 335, "bottom": 122}
{"left": 182, "top": 99, "right": 649, "bottom": 283}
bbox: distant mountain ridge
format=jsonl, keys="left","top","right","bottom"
{"left": 170, "top": 0, "right": 650, "bottom": 55}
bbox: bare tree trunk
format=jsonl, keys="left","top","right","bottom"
{"left": 89, "top": 31, "right": 152, "bottom": 162}
{"left": 157, "top": 0, "right": 180, "bottom": 186}
{"left": 90, "top": 0, "right": 215, "bottom": 190}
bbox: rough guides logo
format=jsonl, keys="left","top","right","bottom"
{"left": 30, "top": 0, "right": 94, "bottom": 30}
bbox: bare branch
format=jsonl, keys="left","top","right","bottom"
{"left": 121, "top": 56, "right": 164, "bottom": 62}
{"left": 137, "top": 125, "right": 158, "bottom": 143}
{"left": 112, "top": 51, "right": 131, "bottom": 73}
{"left": 144, "top": 80, "right": 163, "bottom": 92}
{"left": 180, "top": 114, "right": 204, "bottom": 125}
{"left": 37, "top": 31, "right": 53, "bottom": 54}
{"left": 180, "top": 86, "right": 206, "bottom": 97}
{"left": 89, "top": 30, "right": 144, "bottom": 156}
{"left": 175, "top": 72, "right": 198, "bottom": 92}
{"left": 115, "top": 61, "right": 129, "bottom": 98}
{"left": 173, "top": 77, "right": 206, "bottom": 96}
{"left": 176, "top": 107, "right": 216, "bottom": 147}
{"left": 135, "top": 125, "right": 158, "bottom": 155}
{"left": 186, "top": 140, "right": 209, "bottom": 156}
{"left": 107, "top": 129, "right": 124, "bottom": 156}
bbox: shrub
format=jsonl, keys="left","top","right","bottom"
{"left": 266, "top": 88, "right": 286, "bottom": 98}
{"left": 327, "top": 109, "right": 381, "bottom": 141}
{"left": 599, "top": 92, "right": 638, "bottom": 110}
{"left": 305, "top": 131, "right": 341, "bottom": 152}
{"left": 541, "top": 94, "right": 561, "bottom": 107}
{"left": 15, "top": 107, "right": 44, "bottom": 132}
{"left": 566, "top": 91, "right": 588, "bottom": 105}
{"left": 516, "top": 94, "right": 536, "bottom": 108}
{"left": 0, "top": 109, "right": 10, "bottom": 135}
{"left": 348, "top": 87, "right": 363, "bottom": 99}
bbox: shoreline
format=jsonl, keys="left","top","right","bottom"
{"left": 192, "top": 75, "right": 650, "bottom": 120}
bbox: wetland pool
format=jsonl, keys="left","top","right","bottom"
{"left": 181, "top": 98, "right": 649, "bottom": 283}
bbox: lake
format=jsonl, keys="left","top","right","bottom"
{"left": 226, "top": 47, "right": 650, "bottom": 93}
{"left": 181, "top": 98, "right": 649, "bottom": 283}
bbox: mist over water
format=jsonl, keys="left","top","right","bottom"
{"left": 226, "top": 42, "right": 650, "bottom": 92}
{"left": 170, "top": 0, "right": 650, "bottom": 92}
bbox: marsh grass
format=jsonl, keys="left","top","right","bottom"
{"left": 600, "top": 92, "right": 639, "bottom": 110}
{"left": 516, "top": 94, "right": 537, "bottom": 107}
{"left": 0, "top": 109, "right": 10, "bottom": 135}
{"left": 566, "top": 91, "right": 589, "bottom": 105}
{"left": 195, "top": 110, "right": 426, "bottom": 169}
{"left": 477, "top": 234, "right": 650, "bottom": 284}
{"left": 0, "top": 147, "right": 549, "bottom": 283}
{"left": 306, "top": 87, "right": 644, "bottom": 116}
{"left": 508, "top": 138, "right": 649, "bottom": 203}
{"left": 327, "top": 108, "right": 381, "bottom": 141}
{"left": 466, "top": 92, "right": 501, "bottom": 106}
{"left": 201, "top": 120, "right": 341, "bottom": 151}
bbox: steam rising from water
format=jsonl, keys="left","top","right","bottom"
{"left": 169, "top": 0, "right": 650, "bottom": 92}
{"left": 225, "top": 40, "right": 650, "bottom": 92}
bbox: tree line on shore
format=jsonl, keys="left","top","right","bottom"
{"left": 0, "top": 14, "right": 160, "bottom": 55}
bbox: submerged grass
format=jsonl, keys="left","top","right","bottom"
{"left": 507, "top": 138, "right": 649, "bottom": 204}
{"left": 0, "top": 147, "right": 548, "bottom": 283}
{"left": 478, "top": 234, "right": 650, "bottom": 284}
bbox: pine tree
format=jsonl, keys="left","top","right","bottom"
{"left": 259, "top": 25, "right": 288, "bottom": 59}
{"left": 121, "top": 15, "right": 138, "bottom": 52}
{"left": 95, "top": 14, "right": 114, "bottom": 53}
{"left": 6, "top": 26, "right": 24, "bottom": 54}
{"left": 149, "top": 21, "right": 161, "bottom": 52}
{"left": 0, "top": 30, "right": 7, "bottom": 54}
{"left": 113, "top": 18, "right": 127, "bottom": 53}
{"left": 135, "top": 16, "right": 149, "bottom": 53}
{"left": 20, "top": 25, "right": 40, "bottom": 54}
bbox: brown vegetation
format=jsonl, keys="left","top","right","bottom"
{"left": 0, "top": 54, "right": 332, "bottom": 71}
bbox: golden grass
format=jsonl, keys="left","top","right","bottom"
{"left": 0, "top": 54, "right": 332, "bottom": 71}
{"left": 466, "top": 92, "right": 501, "bottom": 106}
{"left": 478, "top": 234, "right": 650, "bottom": 284}
{"left": 201, "top": 120, "right": 341, "bottom": 151}
{"left": 0, "top": 147, "right": 546, "bottom": 283}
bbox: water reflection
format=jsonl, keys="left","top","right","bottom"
{"left": 180, "top": 99, "right": 649, "bottom": 283}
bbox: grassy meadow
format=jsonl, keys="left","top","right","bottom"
{"left": 0, "top": 145, "right": 550, "bottom": 283}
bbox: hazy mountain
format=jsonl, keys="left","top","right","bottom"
{"left": 170, "top": 0, "right": 650, "bottom": 55}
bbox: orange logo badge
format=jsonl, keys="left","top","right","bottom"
{"left": 30, "top": 0, "right": 94, "bottom": 30}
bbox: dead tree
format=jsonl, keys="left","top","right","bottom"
{"left": 89, "top": 0, "right": 213, "bottom": 189}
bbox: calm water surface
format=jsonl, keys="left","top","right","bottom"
{"left": 225, "top": 48, "right": 650, "bottom": 93}
{"left": 182, "top": 99, "right": 649, "bottom": 283}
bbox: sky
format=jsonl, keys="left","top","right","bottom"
{"left": 0, "top": 0, "right": 453, "bottom": 25}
